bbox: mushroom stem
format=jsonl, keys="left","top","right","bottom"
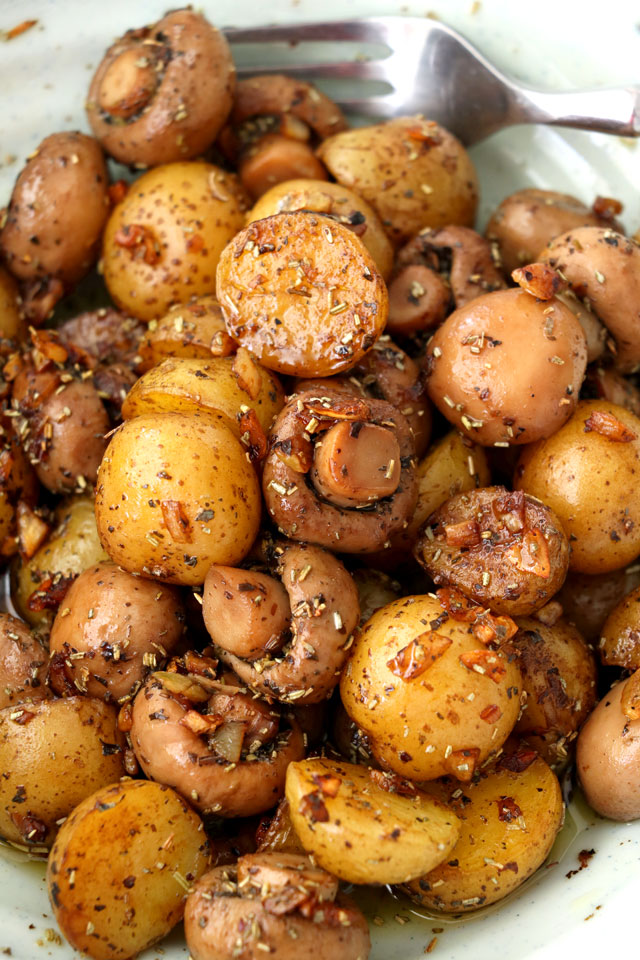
{"left": 311, "top": 421, "right": 401, "bottom": 507}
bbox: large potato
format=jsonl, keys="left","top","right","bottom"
{"left": 95, "top": 412, "right": 261, "bottom": 585}
{"left": 317, "top": 115, "right": 478, "bottom": 246}
{"left": 121, "top": 354, "right": 284, "bottom": 438}
{"left": 247, "top": 178, "right": 394, "bottom": 280}
{"left": 402, "top": 748, "right": 564, "bottom": 910}
{"left": 285, "top": 757, "right": 460, "bottom": 884}
{"left": 102, "top": 162, "right": 247, "bottom": 321}
{"left": 0, "top": 696, "right": 125, "bottom": 846}
{"left": 12, "top": 495, "right": 109, "bottom": 630}
{"left": 48, "top": 780, "right": 210, "bottom": 960}
{"left": 515, "top": 400, "right": 640, "bottom": 573}
{"left": 340, "top": 594, "right": 523, "bottom": 782}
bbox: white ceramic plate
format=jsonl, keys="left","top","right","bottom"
{"left": 1, "top": 1, "right": 639, "bottom": 958}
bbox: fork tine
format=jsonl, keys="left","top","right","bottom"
{"left": 223, "top": 18, "right": 391, "bottom": 46}
{"left": 234, "top": 60, "right": 391, "bottom": 82}
{"left": 335, "top": 95, "right": 401, "bottom": 119}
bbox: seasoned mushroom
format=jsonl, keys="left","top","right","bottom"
{"left": 57, "top": 307, "right": 144, "bottom": 366}
{"left": 49, "top": 561, "right": 185, "bottom": 702}
{"left": 87, "top": 9, "right": 235, "bottom": 166}
{"left": 262, "top": 390, "right": 417, "bottom": 553}
{"left": 0, "top": 613, "right": 49, "bottom": 709}
{"left": 204, "top": 542, "right": 359, "bottom": 704}
{"left": 184, "top": 853, "right": 370, "bottom": 960}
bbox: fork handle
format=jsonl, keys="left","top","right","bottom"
{"left": 516, "top": 85, "right": 640, "bottom": 138}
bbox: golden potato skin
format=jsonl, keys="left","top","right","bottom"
{"left": 217, "top": 211, "right": 388, "bottom": 377}
{"left": 102, "top": 162, "right": 248, "bottom": 321}
{"left": 285, "top": 757, "right": 460, "bottom": 884}
{"left": 402, "top": 750, "right": 563, "bottom": 910}
{"left": 317, "top": 116, "right": 478, "bottom": 246}
{"left": 512, "top": 616, "right": 597, "bottom": 765}
{"left": 515, "top": 400, "right": 640, "bottom": 573}
{"left": 48, "top": 780, "right": 210, "bottom": 960}
{"left": 12, "top": 495, "right": 109, "bottom": 630}
{"left": 248, "top": 178, "right": 394, "bottom": 280}
{"left": 0, "top": 697, "right": 126, "bottom": 846}
{"left": 121, "top": 355, "right": 284, "bottom": 438}
{"left": 425, "top": 289, "right": 587, "bottom": 446}
{"left": 599, "top": 584, "right": 640, "bottom": 669}
{"left": 340, "top": 595, "right": 523, "bottom": 782}
{"left": 0, "top": 132, "right": 110, "bottom": 287}
{"left": 95, "top": 412, "right": 261, "bottom": 585}
{"left": 137, "top": 296, "right": 230, "bottom": 372}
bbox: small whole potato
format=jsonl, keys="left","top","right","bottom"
{"left": 0, "top": 613, "right": 49, "bottom": 709}
{"left": 217, "top": 211, "right": 388, "bottom": 377}
{"left": 340, "top": 594, "right": 523, "bottom": 782}
{"left": 515, "top": 400, "right": 640, "bottom": 574}
{"left": 137, "top": 296, "right": 231, "bottom": 372}
{"left": 557, "top": 566, "right": 640, "bottom": 644}
{"left": 87, "top": 9, "right": 235, "bottom": 167}
{"left": 0, "top": 696, "right": 126, "bottom": 846}
{"left": 49, "top": 561, "right": 186, "bottom": 702}
{"left": 512, "top": 616, "right": 597, "bottom": 764}
{"left": 318, "top": 115, "right": 478, "bottom": 246}
{"left": 102, "top": 162, "right": 248, "bottom": 321}
{"left": 0, "top": 132, "right": 110, "bottom": 289}
{"left": 486, "top": 188, "right": 617, "bottom": 275}
{"left": 402, "top": 746, "right": 564, "bottom": 910}
{"left": 577, "top": 677, "right": 640, "bottom": 820}
{"left": 415, "top": 487, "right": 569, "bottom": 617}
{"left": 95, "top": 412, "right": 261, "bottom": 585}
{"left": 425, "top": 288, "right": 588, "bottom": 446}
{"left": 285, "top": 757, "right": 460, "bottom": 884}
{"left": 247, "top": 178, "right": 394, "bottom": 280}
{"left": 599, "top": 584, "right": 640, "bottom": 670}
{"left": 48, "top": 780, "right": 210, "bottom": 960}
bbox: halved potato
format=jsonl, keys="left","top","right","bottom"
{"left": 285, "top": 757, "right": 460, "bottom": 884}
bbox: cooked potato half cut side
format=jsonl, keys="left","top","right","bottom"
{"left": 285, "top": 757, "right": 460, "bottom": 885}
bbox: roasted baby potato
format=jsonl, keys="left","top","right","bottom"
{"left": 285, "top": 757, "right": 460, "bottom": 884}
{"left": 402, "top": 747, "right": 564, "bottom": 910}
{"left": 47, "top": 780, "right": 210, "bottom": 960}
{"left": 0, "top": 613, "right": 49, "bottom": 709}
{"left": 340, "top": 594, "right": 523, "bottom": 782}
{"left": 515, "top": 400, "right": 640, "bottom": 573}
{"left": 599, "top": 584, "right": 640, "bottom": 670}
{"left": 317, "top": 115, "right": 478, "bottom": 246}
{"left": 137, "top": 296, "right": 231, "bottom": 372}
{"left": 0, "top": 696, "right": 126, "bottom": 846}
{"left": 95, "top": 412, "right": 261, "bottom": 586}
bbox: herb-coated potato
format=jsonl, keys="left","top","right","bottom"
{"left": 12, "top": 495, "right": 109, "bottom": 630}
{"left": 425, "top": 288, "right": 587, "bottom": 446}
{"left": 285, "top": 757, "right": 460, "bottom": 884}
{"left": 0, "top": 265, "right": 26, "bottom": 347}
{"left": 247, "top": 178, "right": 394, "bottom": 280}
{"left": 512, "top": 617, "right": 597, "bottom": 765}
{"left": 415, "top": 487, "right": 569, "bottom": 617}
{"left": 121, "top": 354, "right": 284, "bottom": 438}
{"left": 49, "top": 561, "right": 186, "bottom": 702}
{"left": 402, "top": 748, "right": 564, "bottom": 910}
{"left": 137, "top": 296, "right": 231, "bottom": 372}
{"left": 340, "top": 595, "right": 523, "bottom": 782}
{"left": 0, "top": 696, "right": 126, "bottom": 846}
{"left": 102, "top": 162, "right": 248, "bottom": 321}
{"left": 317, "top": 115, "right": 478, "bottom": 246}
{"left": 47, "top": 780, "right": 210, "bottom": 960}
{"left": 599, "top": 584, "right": 640, "bottom": 669}
{"left": 95, "top": 412, "right": 261, "bottom": 585}
{"left": 0, "top": 613, "right": 49, "bottom": 710}
{"left": 217, "top": 211, "right": 388, "bottom": 377}
{"left": 515, "top": 400, "right": 640, "bottom": 574}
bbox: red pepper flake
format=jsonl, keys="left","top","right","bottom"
{"left": 299, "top": 790, "right": 329, "bottom": 823}
{"left": 444, "top": 519, "right": 481, "bottom": 548}
{"left": 511, "top": 262, "right": 565, "bottom": 300}
{"left": 387, "top": 631, "right": 452, "bottom": 680}
{"left": 497, "top": 746, "right": 538, "bottom": 773}
{"left": 4, "top": 19, "right": 38, "bottom": 40}
{"left": 584, "top": 410, "right": 636, "bottom": 442}
{"left": 437, "top": 587, "right": 479, "bottom": 622}
{"left": 505, "top": 529, "right": 551, "bottom": 579}
{"left": 237, "top": 407, "right": 267, "bottom": 463}
{"left": 108, "top": 180, "right": 129, "bottom": 205}
{"left": 459, "top": 649, "right": 507, "bottom": 683}
{"left": 566, "top": 848, "right": 596, "bottom": 878}
{"left": 497, "top": 796, "right": 522, "bottom": 823}
{"left": 444, "top": 747, "right": 480, "bottom": 782}
{"left": 47, "top": 650, "right": 76, "bottom": 697}
{"left": 160, "top": 500, "right": 192, "bottom": 543}
{"left": 480, "top": 704, "right": 502, "bottom": 723}
{"left": 27, "top": 574, "right": 76, "bottom": 612}
{"left": 114, "top": 223, "right": 161, "bottom": 266}
{"left": 369, "top": 769, "right": 418, "bottom": 796}
{"left": 312, "top": 773, "right": 341, "bottom": 798}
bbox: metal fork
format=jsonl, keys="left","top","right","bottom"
{"left": 224, "top": 16, "right": 640, "bottom": 145}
